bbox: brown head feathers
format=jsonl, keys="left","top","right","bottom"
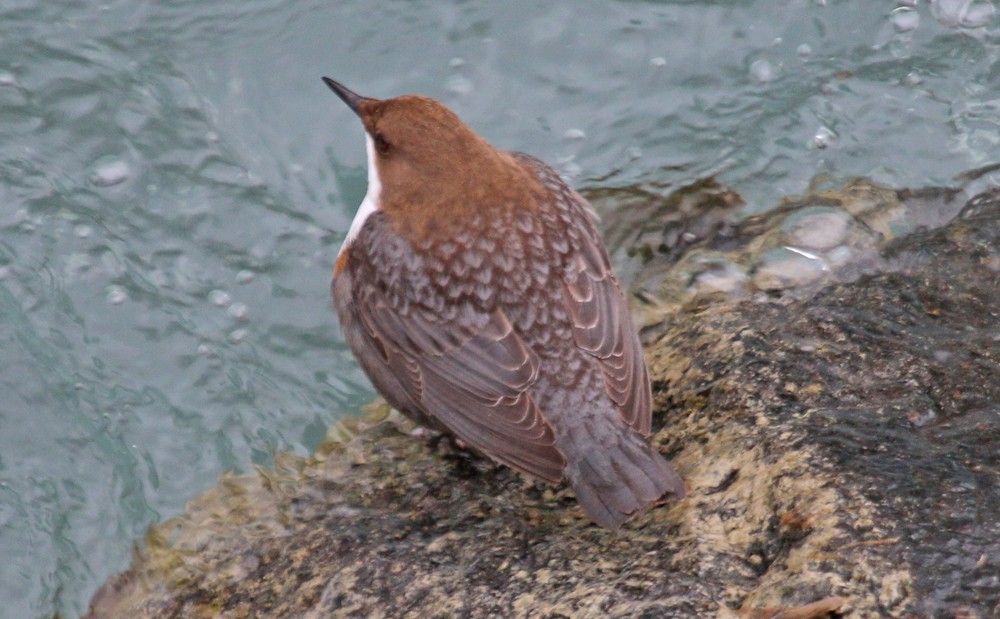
{"left": 325, "top": 80, "right": 543, "bottom": 241}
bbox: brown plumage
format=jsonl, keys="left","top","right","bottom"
{"left": 323, "top": 78, "right": 685, "bottom": 529}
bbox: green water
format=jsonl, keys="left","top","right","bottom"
{"left": 1, "top": 0, "right": 998, "bottom": 616}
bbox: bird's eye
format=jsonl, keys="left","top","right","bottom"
{"left": 374, "top": 132, "right": 390, "bottom": 154}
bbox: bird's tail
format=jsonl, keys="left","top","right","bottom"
{"left": 562, "top": 422, "right": 685, "bottom": 530}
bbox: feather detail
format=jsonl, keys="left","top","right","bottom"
{"left": 326, "top": 88, "right": 683, "bottom": 528}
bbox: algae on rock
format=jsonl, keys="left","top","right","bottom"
{"left": 88, "top": 182, "right": 1000, "bottom": 619}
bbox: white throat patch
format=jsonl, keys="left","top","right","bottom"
{"left": 341, "top": 133, "right": 382, "bottom": 250}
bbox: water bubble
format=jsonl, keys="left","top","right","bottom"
{"left": 891, "top": 6, "right": 921, "bottom": 31}
{"left": 932, "top": 0, "right": 996, "bottom": 28}
{"left": 250, "top": 244, "right": 270, "bottom": 260}
{"left": 209, "top": 289, "right": 231, "bottom": 306}
{"left": 626, "top": 146, "right": 643, "bottom": 160}
{"left": 448, "top": 57, "right": 465, "bottom": 68}
{"left": 826, "top": 245, "right": 855, "bottom": 268}
{"left": 904, "top": 71, "right": 923, "bottom": 85}
{"left": 444, "top": 75, "right": 472, "bottom": 96}
{"left": 797, "top": 44, "right": 813, "bottom": 57}
{"left": 90, "top": 156, "right": 130, "bottom": 187}
{"left": 65, "top": 251, "right": 95, "bottom": 279}
{"left": 563, "top": 128, "right": 586, "bottom": 140}
{"left": 229, "top": 328, "right": 248, "bottom": 343}
{"left": 749, "top": 59, "right": 775, "bottom": 82}
{"left": 962, "top": 1, "right": 996, "bottom": 26}
{"left": 561, "top": 161, "right": 582, "bottom": 178}
{"left": 106, "top": 285, "right": 128, "bottom": 305}
{"left": 783, "top": 246, "right": 825, "bottom": 262}
{"left": 75, "top": 224, "right": 93, "bottom": 239}
{"left": 0, "top": 72, "right": 15, "bottom": 86}
{"left": 304, "top": 223, "right": 326, "bottom": 240}
{"left": 692, "top": 263, "right": 749, "bottom": 297}
{"left": 751, "top": 247, "right": 828, "bottom": 291}
{"left": 649, "top": 56, "right": 667, "bottom": 67}
{"left": 813, "top": 126, "right": 837, "bottom": 149}
{"left": 236, "top": 270, "right": 256, "bottom": 284}
{"left": 197, "top": 343, "right": 213, "bottom": 355}
{"left": 227, "top": 302, "right": 248, "bottom": 319}
{"left": 782, "top": 207, "right": 852, "bottom": 249}
{"left": 14, "top": 209, "right": 35, "bottom": 233}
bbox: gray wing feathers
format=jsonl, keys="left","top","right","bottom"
{"left": 565, "top": 422, "right": 685, "bottom": 530}
{"left": 333, "top": 273, "right": 427, "bottom": 424}
{"left": 343, "top": 271, "right": 566, "bottom": 483}
{"left": 561, "top": 205, "right": 653, "bottom": 435}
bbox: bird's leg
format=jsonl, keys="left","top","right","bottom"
{"left": 419, "top": 431, "right": 501, "bottom": 478}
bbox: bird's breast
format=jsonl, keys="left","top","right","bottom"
{"left": 335, "top": 132, "right": 383, "bottom": 278}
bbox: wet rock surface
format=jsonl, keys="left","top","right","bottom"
{"left": 87, "top": 181, "right": 1000, "bottom": 619}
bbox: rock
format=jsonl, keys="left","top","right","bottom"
{"left": 86, "top": 182, "right": 1000, "bottom": 618}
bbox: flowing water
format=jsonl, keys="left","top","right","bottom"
{"left": 1, "top": 1, "right": 998, "bottom": 617}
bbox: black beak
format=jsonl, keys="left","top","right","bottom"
{"left": 322, "top": 77, "right": 367, "bottom": 117}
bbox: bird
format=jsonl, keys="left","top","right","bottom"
{"left": 322, "top": 77, "right": 685, "bottom": 529}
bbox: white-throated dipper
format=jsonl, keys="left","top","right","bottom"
{"left": 323, "top": 77, "right": 685, "bottom": 529}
